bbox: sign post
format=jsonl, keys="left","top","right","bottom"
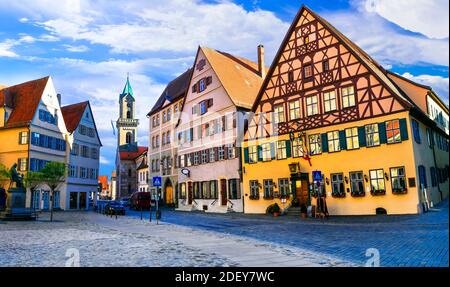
{"left": 152, "top": 176, "right": 162, "bottom": 224}
{"left": 312, "top": 171, "right": 322, "bottom": 219}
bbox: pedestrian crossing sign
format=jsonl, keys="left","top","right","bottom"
{"left": 153, "top": 176, "right": 162, "bottom": 187}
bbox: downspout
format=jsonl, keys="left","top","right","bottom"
{"left": 431, "top": 132, "right": 443, "bottom": 201}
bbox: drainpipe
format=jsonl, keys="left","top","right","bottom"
{"left": 431, "top": 132, "right": 443, "bottom": 201}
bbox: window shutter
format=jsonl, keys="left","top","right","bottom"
{"left": 207, "top": 98, "right": 213, "bottom": 108}
{"left": 285, "top": 140, "right": 292, "bottom": 158}
{"left": 223, "top": 145, "right": 228, "bottom": 160}
{"left": 244, "top": 147, "right": 249, "bottom": 163}
{"left": 206, "top": 76, "right": 212, "bottom": 86}
{"left": 358, "top": 126, "right": 366, "bottom": 147}
{"left": 192, "top": 83, "right": 197, "bottom": 93}
{"left": 257, "top": 145, "right": 263, "bottom": 162}
{"left": 379, "top": 122, "right": 387, "bottom": 144}
{"left": 400, "top": 118, "right": 409, "bottom": 141}
{"left": 270, "top": 143, "right": 276, "bottom": 160}
{"left": 189, "top": 128, "right": 194, "bottom": 142}
{"left": 233, "top": 115, "right": 237, "bottom": 129}
{"left": 18, "top": 132, "right": 22, "bottom": 144}
{"left": 339, "top": 130, "right": 347, "bottom": 150}
{"left": 321, "top": 133, "right": 329, "bottom": 153}
{"left": 222, "top": 116, "right": 226, "bottom": 131}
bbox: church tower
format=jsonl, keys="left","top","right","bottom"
{"left": 116, "top": 75, "right": 139, "bottom": 150}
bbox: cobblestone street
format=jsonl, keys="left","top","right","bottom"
{"left": 0, "top": 199, "right": 448, "bottom": 267}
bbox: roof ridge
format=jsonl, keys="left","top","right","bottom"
{"left": 3, "top": 76, "right": 50, "bottom": 90}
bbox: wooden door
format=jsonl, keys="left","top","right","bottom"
{"left": 220, "top": 179, "right": 227, "bottom": 206}
{"left": 188, "top": 182, "right": 193, "bottom": 205}
{"left": 165, "top": 186, "right": 173, "bottom": 205}
{"left": 295, "top": 180, "right": 309, "bottom": 206}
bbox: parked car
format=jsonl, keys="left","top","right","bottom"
{"left": 105, "top": 201, "right": 126, "bottom": 215}
{"left": 130, "top": 192, "right": 151, "bottom": 210}
{"left": 119, "top": 197, "right": 130, "bottom": 207}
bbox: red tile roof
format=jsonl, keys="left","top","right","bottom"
{"left": 0, "top": 76, "right": 49, "bottom": 127}
{"left": 119, "top": 146, "right": 148, "bottom": 161}
{"left": 61, "top": 101, "right": 88, "bottom": 133}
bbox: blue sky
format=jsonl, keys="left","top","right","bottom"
{"left": 1, "top": 0, "right": 448, "bottom": 179}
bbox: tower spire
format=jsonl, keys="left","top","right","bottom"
{"left": 121, "top": 73, "right": 134, "bottom": 98}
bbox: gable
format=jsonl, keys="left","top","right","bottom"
{"left": 247, "top": 5, "right": 412, "bottom": 140}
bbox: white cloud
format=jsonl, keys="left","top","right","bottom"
{"left": 359, "top": 0, "right": 449, "bottom": 39}
{"left": 401, "top": 72, "right": 449, "bottom": 104}
{"left": 99, "top": 156, "right": 110, "bottom": 165}
{"left": 63, "top": 44, "right": 89, "bottom": 52}
{"left": 323, "top": 9, "right": 449, "bottom": 67}
{"left": 0, "top": 40, "right": 18, "bottom": 58}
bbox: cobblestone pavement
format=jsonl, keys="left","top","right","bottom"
{"left": 126, "top": 199, "right": 449, "bottom": 267}
{"left": 1, "top": 199, "right": 447, "bottom": 267}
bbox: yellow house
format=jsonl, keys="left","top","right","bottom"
{"left": 241, "top": 5, "right": 449, "bottom": 216}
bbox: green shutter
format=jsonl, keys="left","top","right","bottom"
{"left": 379, "top": 122, "right": 387, "bottom": 144}
{"left": 285, "top": 140, "right": 292, "bottom": 158}
{"left": 321, "top": 133, "right": 329, "bottom": 153}
{"left": 358, "top": 126, "right": 366, "bottom": 147}
{"left": 243, "top": 148, "right": 249, "bottom": 164}
{"left": 257, "top": 145, "right": 263, "bottom": 162}
{"left": 270, "top": 143, "right": 276, "bottom": 160}
{"left": 399, "top": 118, "right": 409, "bottom": 141}
{"left": 339, "top": 130, "right": 347, "bottom": 150}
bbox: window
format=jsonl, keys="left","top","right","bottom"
{"left": 277, "top": 141, "right": 287, "bottom": 159}
{"left": 199, "top": 79, "right": 206, "bottom": 92}
{"left": 273, "top": 105, "right": 285, "bottom": 124}
{"left": 91, "top": 148, "right": 99, "bottom": 159}
{"left": 306, "top": 95, "right": 319, "bottom": 116}
{"left": 249, "top": 180, "right": 260, "bottom": 199}
{"left": 390, "top": 167, "right": 407, "bottom": 193}
{"left": 263, "top": 179, "right": 274, "bottom": 199}
{"left": 38, "top": 109, "right": 57, "bottom": 125}
{"left": 412, "top": 120, "right": 421, "bottom": 144}
{"left": 370, "top": 169, "right": 385, "bottom": 193}
{"left": 303, "top": 36, "right": 309, "bottom": 44}
{"left": 303, "top": 64, "right": 312, "bottom": 79}
{"left": 209, "top": 148, "right": 215, "bottom": 163}
{"left": 426, "top": 128, "right": 433, "bottom": 148}
{"left": 80, "top": 167, "right": 87, "bottom": 179}
{"left": 365, "top": 124, "right": 380, "bottom": 147}
{"left": 289, "top": 100, "right": 301, "bottom": 120}
{"left": 418, "top": 165, "right": 427, "bottom": 189}
{"left": 19, "top": 132, "right": 29, "bottom": 145}
{"left": 201, "top": 181, "right": 209, "bottom": 199}
{"left": 193, "top": 182, "right": 200, "bottom": 199}
{"left": 88, "top": 128, "right": 95, "bottom": 138}
{"left": 201, "top": 150, "right": 208, "bottom": 164}
{"left": 430, "top": 167, "right": 437, "bottom": 187}
{"left": 331, "top": 173, "right": 345, "bottom": 197}
{"left": 210, "top": 181, "right": 218, "bottom": 199}
{"left": 262, "top": 143, "right": 272, "bottom": 162}
{"left": 288, "top": 71, "right": 294, "bottom": 82}
{"left": 228, "top": 179, "right": 241, "bottom": 200}
{"left": 167, "top": 109, "right": 171, "bottom": 121}
{"left": 218, "top": 146, "right": 225, "bottom": 161}
{"left": 166, "top": 131, "right": 170, "bottom": 144}
{"left": 69, "top": 165, "right": 77, "bottom": 178}
{"left": 342, "top": 86, "right": 356, "bottom": 108}
{"left": 386, "top": 119, "right": 401, "bottom": 144}
{"left": 126, "top": 132, "right": 132, "bottom": 144}
{"left": 323, "top": 90, "right": 336, "bottom": 113}
{"left": 309, "top": 134, "right": 322, "bottom": 155}
{"left": 226, "top": 144, "right": 235, "bottom": 159}
{"left": 323, "top": 60, "right": 329, "bottom": 71}
{"left": 18, "top": 158, "right": 28, "bottom": 172}
{"left": 350, "top": 172, "right": 364, "bottom": 196}
{"left": 327, "top": 131, "right": 340, "bottom": 153}
{"left": 291, "top": 137, "right": 303, "bottom": 158}
{"left": 200, "top": 101, "right": 208, "bottom": 115}
{"left": 193, "top": 152, "right": 200, "bottom": 165}
{"left": 278, "top": 178, "right": 290, "bottom": 198}
{"left": 81, "top": 146, "right": 89, "bottom": 158}
{"left": 345, "top": 127, "right": 359, "bottom": 150}
{"left": 179, "top": 183, "right": 186, "bottom": 199}
{"left": 248, "top": 146, "right": 258, "bottom": 163}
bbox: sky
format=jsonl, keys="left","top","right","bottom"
{"left": 0, "top": 0, "right": 449, "bottom": 179}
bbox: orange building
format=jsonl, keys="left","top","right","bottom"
{"left": 241, "top": 5, "right": 449, "bottom": 216}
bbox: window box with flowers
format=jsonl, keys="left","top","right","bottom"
{"left": 331, "top": 190, "right": 346, "bottom": 198}
{"left": 249, "top": 194, "right": 260, "bottom": 200}
{"left": 351, "top": 190, "right": 365, "bottom": 197}
{"left": 392, "top": 188, "right": 407, "bottom": 195}
{"left": 310, "top": 188, "right": 326, "bottom": 198}
{"left": 263, "top": 195, "right": 274, "bottom": 200}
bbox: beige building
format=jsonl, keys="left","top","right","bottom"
{"left": 147, "top": 69, "right": 192, "bottom": 206}
{"left": 175, "top": 46, "right": 267, "bottom": 213}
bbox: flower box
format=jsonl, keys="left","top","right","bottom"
{"left": 351, "top": 191, "right": 365, "bottom": 197}
{"left": 332, "top": 191, "right": 346, "bottom": 198}
{"left": 370, "top": 189, "right": 386, "bottom": 196}
{"left": 249, "top": 195, "right": 260, "bottom": 200}
{"left": 392, "top": 188, "right": 408, "bottom": 195}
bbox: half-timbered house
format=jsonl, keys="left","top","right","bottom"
{"left": 242, "top": 5, "right": 449, "bottom": 215}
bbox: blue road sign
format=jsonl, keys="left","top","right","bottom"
{"left": 312, "top": 171, "right": 322, "bottom": 182}
{"left": 152, "top": 176, "right": 162, "bottom": 187}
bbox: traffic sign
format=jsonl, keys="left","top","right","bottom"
{"left": 312, "top": 171, "right": 322, "bottom": 182}
{"left": 152, "top": 176, "right": 162, "bottom": 187}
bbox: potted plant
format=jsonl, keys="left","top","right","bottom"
{"left": 300, "top": 204, "right": 307, "bottom": 218}
{"left": 272, "top": 203, "right": 281, "bottom": 217}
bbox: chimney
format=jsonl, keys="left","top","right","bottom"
{"left": 257, "top": 44, "right": 266, "bottom": 78}
{"left": 57, "top": 93, "right": 61, "bottom": 106}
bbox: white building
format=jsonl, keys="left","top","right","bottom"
{"left": 61, "top": 101, "right": 102, "bottom": 210}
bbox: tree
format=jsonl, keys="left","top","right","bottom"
{"left": 23, "top": 171, "right": 43, "bottom": 210}
{"left": 0, "top": 163, "right": 11, "bottom": 190}
{"left": 39, "top": 162, "right": 67, "bottom": 222}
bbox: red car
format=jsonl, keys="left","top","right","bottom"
{"left": 130, "top": 192, "right": 152, "bottom": 210}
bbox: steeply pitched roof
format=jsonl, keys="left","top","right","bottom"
{"left": 201, "top": 47, "right": 267, "bottom": 110}
{"left": 61, "top": 101, "right": 88, "bottom": 133}
{"left": 119, "top": 146, "right": 148, "bottom": 161}
{"left": 148, "top": 68, "right": 193, "bottom": 116}
{"left": 252, "top": 5, "right": 414, "bottom": 112}
{"left": 0, "top": 76, "right": 49, "bottom": 127}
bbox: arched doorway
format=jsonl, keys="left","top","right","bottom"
{"left": 164, "top": 178, "right": 173, "bottom": 206}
